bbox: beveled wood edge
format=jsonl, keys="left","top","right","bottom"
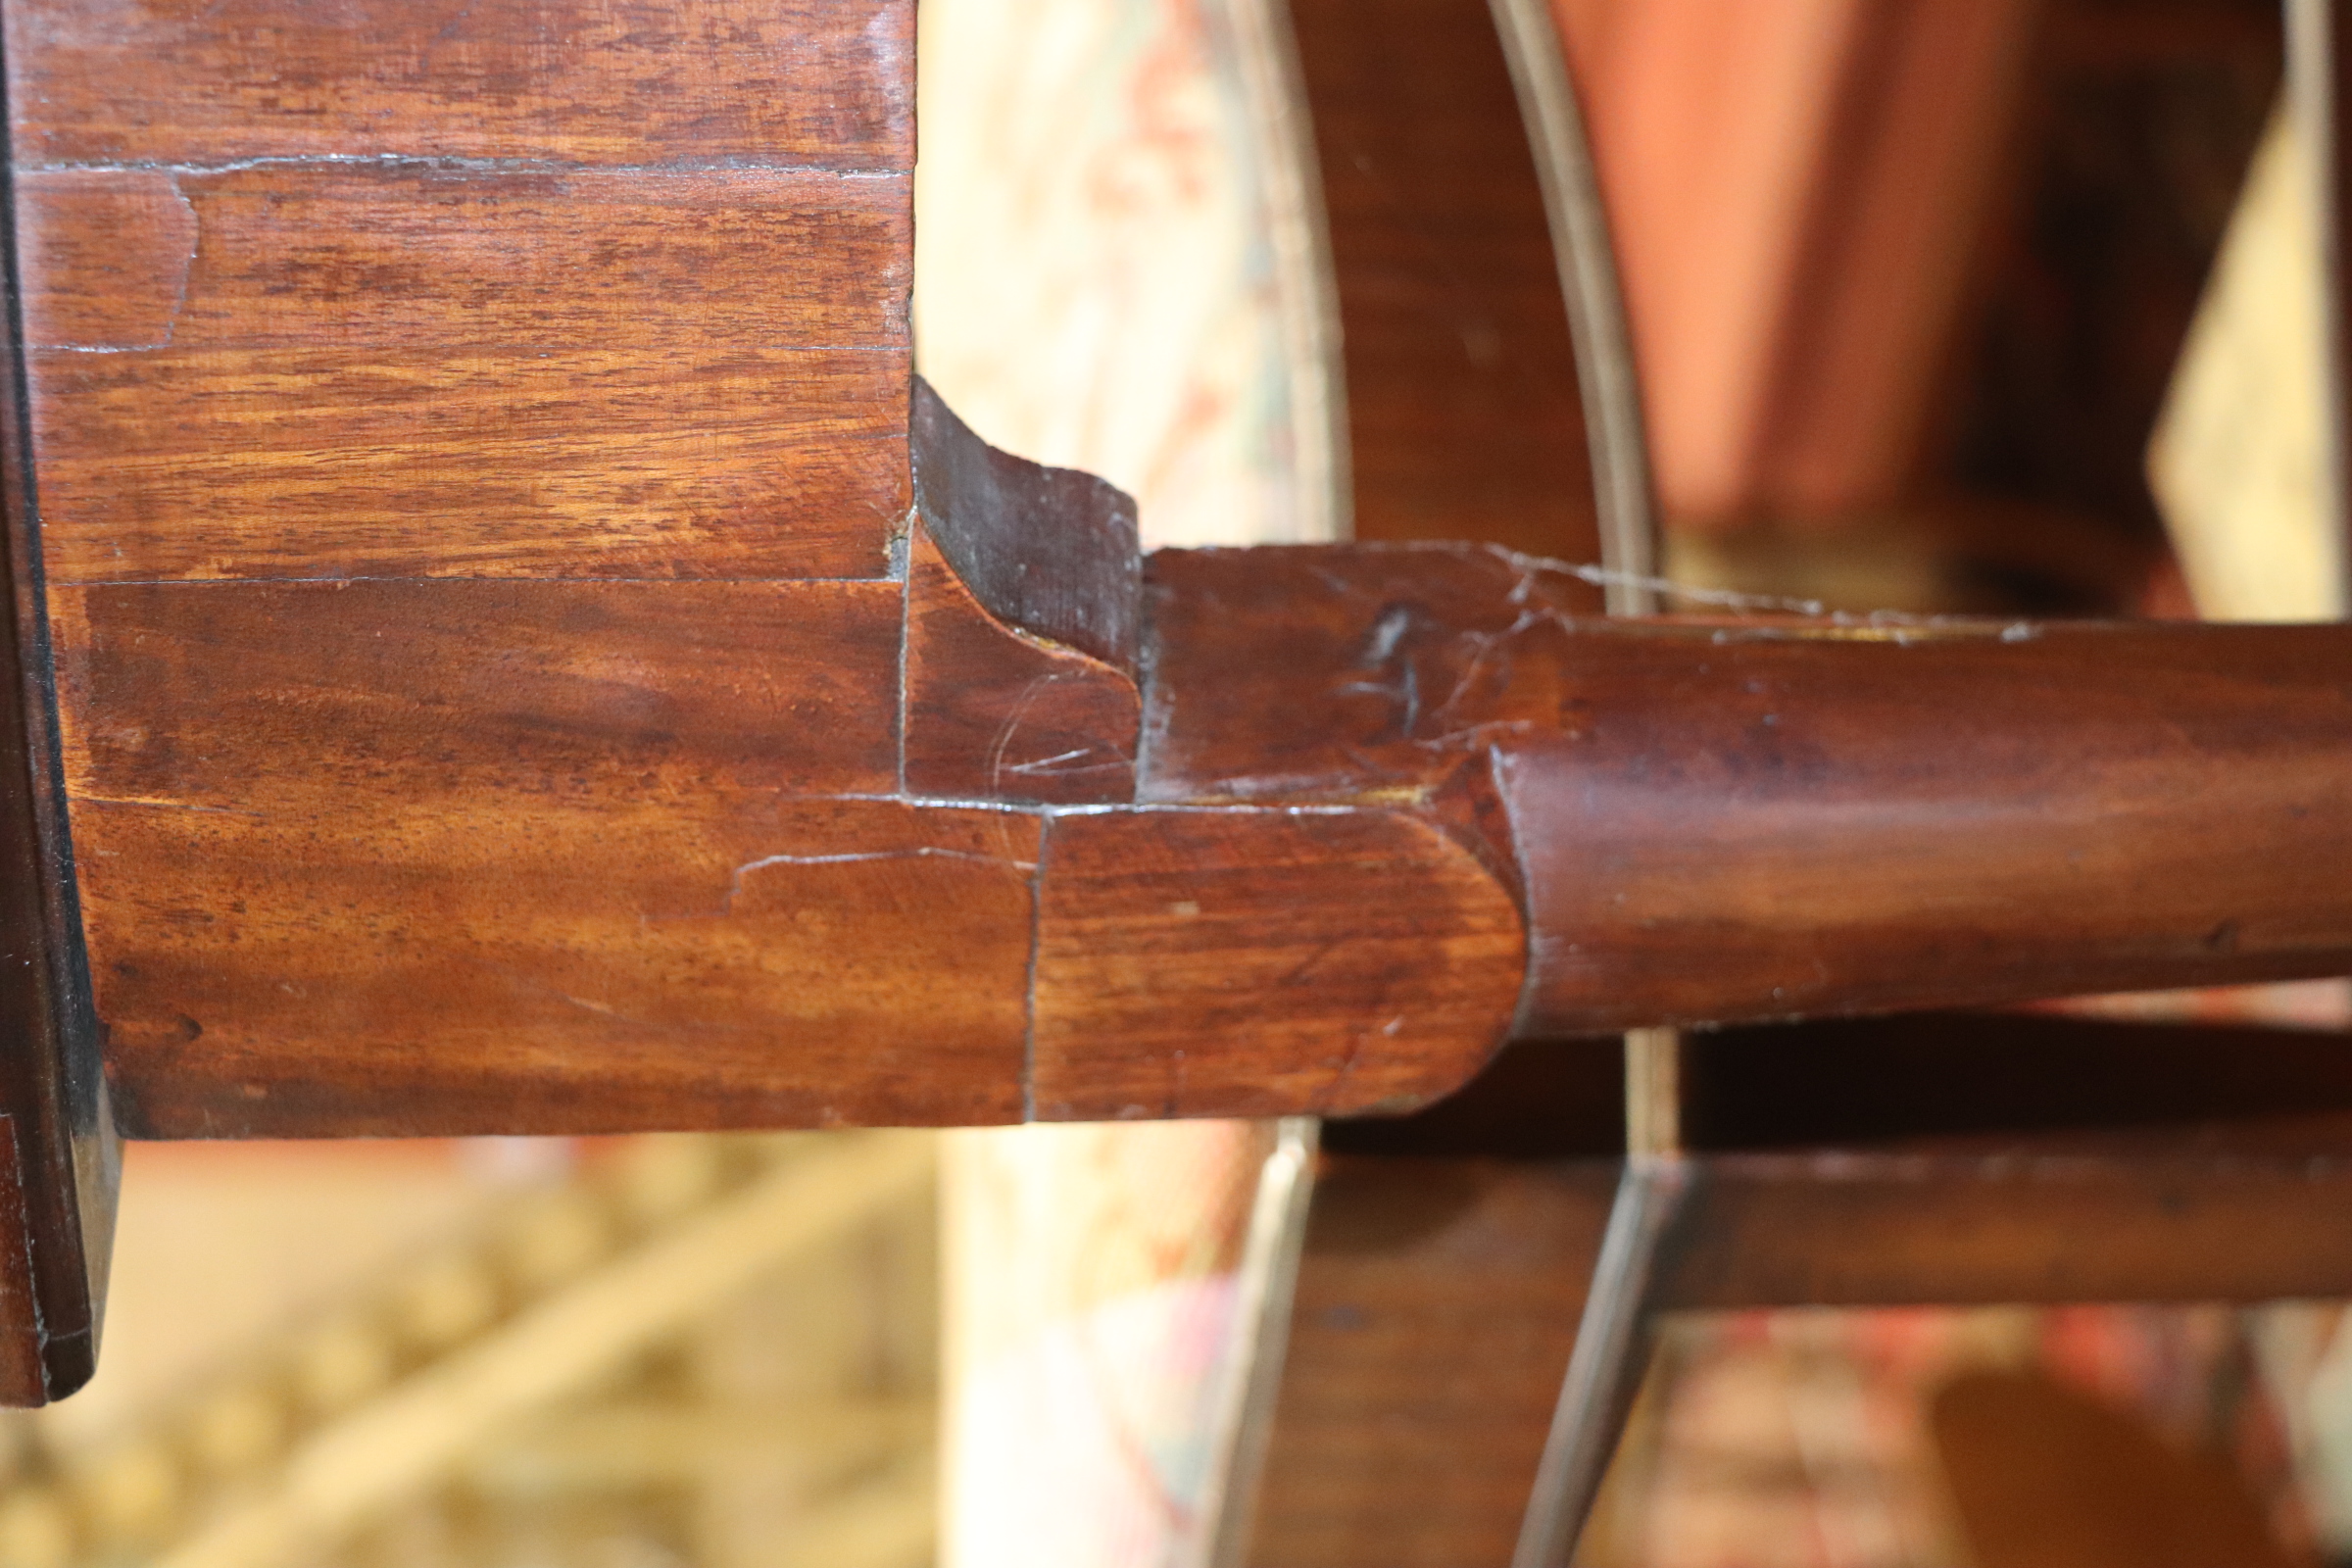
{"left": 908, "top": 374, "right": 1142, "bottom": 674}
{"left": 0, "top": 52, "right": 117, "bottom": 1402}
{"left": 903, "top": 514, "right": 1142, "bottom": 804}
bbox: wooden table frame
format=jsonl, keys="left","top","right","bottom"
{"left": 0, "top": 38, "right": 2341, "bottom": 1568}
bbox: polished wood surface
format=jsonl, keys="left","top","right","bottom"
{"left": 56, "top": 580, "right": 906, "bottom": 801}
{"left": 8, "top": 0, "right": 2352, "bottom": 1468}
{"left": 1150, "top": 542, "right": 2352, "bottom": 1028}
{"left": 906, "top": 521, "right": 1140, "bottom": 803}
{"left": 54, "top": 380, "right": 1534, "bottom": 1137}
{"left": 49, "top": 491, "right": 2352, "bottom": 1133}
{"left": 73, "top": 491, "right": 2352, "bottom": 1138}
{"left": 94, "top": 796, "right": 1039, "bottom": 1137}
{"left": 3, "top": 0, "right": 926, "bottom": 1148}
{"left": 1496, "top": 619, "right": 2352, "bottom": 1030}
{"left": 2, "top": 0, "right": 911, "bottom": 167}
{"left": 3, "top": 0, "right": 923, "bottom": 1166}
{"left": 19, "top": 167, "right": 906, "bottom": 582}
{"left": 32, "top": 0, "right": 2343, "bottom": 1146}
{"left": 1033, "top": 808, "right": 1523, "bottom": 1120}
{"left": 6, "top": 0, "right": 912, "bottom": 608}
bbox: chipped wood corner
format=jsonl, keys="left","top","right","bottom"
{"left": 899, "top": 381, "right": 1529, "bottom": 1116}
{"left": 0, "top": 123, "right": 117, "bottom": 1405}
{"left": 905, "top": 377, "right": 1144, "bottom": 804}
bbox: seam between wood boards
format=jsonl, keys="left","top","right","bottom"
{"left": 891, "top": 504, "right": 912, "bottom": 797}
{"left": 1023, "top": 812, "right": 1055, "bottom": 1124}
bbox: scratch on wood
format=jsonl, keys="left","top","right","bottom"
{"left": 633, "top": 845, "right": 1042, "bottom": 924}
{"left": 74, "top": 796, "right": 260, "bottom": 817}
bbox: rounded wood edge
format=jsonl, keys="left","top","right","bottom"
{"left": 1031, "top": 805, "right": 1528, "bottom": 1121}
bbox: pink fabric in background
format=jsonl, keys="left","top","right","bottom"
{"left": 944, "top": 1121, "right": 1272, "bottom": 1568}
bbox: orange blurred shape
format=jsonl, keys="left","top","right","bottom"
{"left": 1554, "top": 0, "right": 2038, "bottom": 529}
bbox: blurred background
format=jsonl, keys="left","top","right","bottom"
{"left": 12, "top": 0, "right": 2352, "bottom": 1565}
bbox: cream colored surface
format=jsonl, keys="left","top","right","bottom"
{"left": 45, "top": 1143, "right": 521, "bottom": 1457}
{"left": 2, "top": 1134, "right": 941, "bottom": 1568}
{"left": 942, "top": 1123, "right": 1272, "bottom": 1568}
{"left": 913, "top": 0, "right": 1331, "bottom": 548}
{"left": 156, "top": 1135, "right": 932, "bottom": 1568}
{"left": 2148, "top": 105, "right": 2347, "bottom": 622}
{"left": 919, "top": 7, "right": 1313, "bottom": 1565}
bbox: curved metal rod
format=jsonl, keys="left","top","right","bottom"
{"left": 1512, "top": 1150, "right": 1692, "bottom": 1568}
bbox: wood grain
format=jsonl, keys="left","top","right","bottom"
{"left": 29, "top": 346, "right": 907, "bottom": 583}
{"left": 903, "top": 522, "right": 1138, "bottom": 803}
{"left": 10, "top": 171, "right": 193, "bottom": 351}
{"left": 1145, "top": 545, "right": 2352, "bottom": 1030}
{"left": 52, "top": 389, "right": 1551, "bottom": 1137}
{"left": 0, "top": 0, "right": 941, "bottom": 1402}
{"left": 53, "top": 579, "right": 902, "bottom": 804}
{"left": 87, "top": 790, "right": 1536, "bottom": 1135}
{"left": 1495, "top": 620, "right": 2352, "bottom": 1031}
{"left": 59, "top": 574, "right": 979, "bottom": 1134}
{"left": 48, "top": 531, "right": 2352, "bottom": 1134}
{"left": 1140, "top": 543, "right": 1598, "bottom": 804}
{"left": 18, "top": 165, "right": 908, "bottom": 581}
{"left": 91, "top": 796, "right": 1038, "bottom": 1138}
{"left": 4, "top": 0, "right": 912, "bottom": 170}
{"left": 19, "top": 167, "right": 907, "bottom": 352}
{"left": 1032, "top": 808, "right": 1524, "bottom": 1119}
{"left": 900, "top": 378, "right": 1142, "bottom": 801}
{"left": 0, "top": 1121, "right": 47, "bottom": 1405}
